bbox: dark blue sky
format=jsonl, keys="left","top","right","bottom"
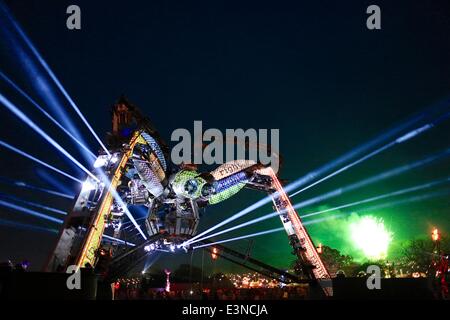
{"left": 0, "top": 0, "right": 449, "bottom": 273}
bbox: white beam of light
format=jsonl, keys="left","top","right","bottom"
{"left": 0, "top": 4, "right": 110, "bottom": 157}
{"left": 0, "top": 71, "right": 97, "bottom": 160}
{"left": 293, "top": 146, "right": 450, "bottom": 210}
{"left": 0, "top": 217, "right": 59, "bottom": 235}
{"left": 0, "top": 139, "right": 82, "bottom": 184}
{"left": 284, "top": 103, "right": 450, "bottom": 196}
{"left": 0, "top": 177, "right": 74, "bottom": 199}
{"left": 192, "top": 227, "right": 285, "bottom": 250}
{"left": 185, "top": 108, "right": 450, "bottom": 245}
{"left": 0, "top": 193, "right": 67, "bottom": 216}
{"left": 186, "top": 173, "right": 450, "bottom": 247}
{"left": 289, "top": 114, "right": 450, "bottom": 199}
{"left": 348, "top": 189, "right": 450, "bottom": 215}
{"left": 184, "top": 196, "right": 273, "bottom": 245}
{"left": 97, "top": 171, "right": 148, "bottom": 241}
{"left": 0, "top": 199, "right": 64, "bottom": 224}
{"left": 187, "top": 210, "right": 282, "bottom": 246}
{"left": 301, "top": 176, "right": 450, "bottom": 219}
{"left": 111, "top": 189, "right": 147, "bottom": 241}
{"left": 102, "top": 234, "right": 136, "bottom": 246}
{"left": 0, "top": 215, "right": 135, "bottom": 247}
{"left": 192, "top": 215, "right": 341, "bottom": 250}
{"left": 0, "top": 93, "right": 99, "bottom": 182}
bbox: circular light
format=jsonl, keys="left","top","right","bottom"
{"left": 81, "top": 180, "right": 97, "bottom": 192}
{"left": 349, "top": 216, "right": 392, "bottom": 260}
{"left": 93, "top": 157, "right": 108, "bottom": 168}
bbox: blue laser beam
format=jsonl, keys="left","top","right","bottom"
{"left": 184, "top": 195, "right": 276, "bottom": 245}
{"left": 284, "top": 102, "right": 450, "bottom": 195}
{"left": 191, "top": 215, "right": 341, "bottom": 250}
{"left": 0, "top": 139, "right": 82, "bottom": 184}
{"left": 187, "top": 211, "right": 282, "bottom": 245}
{"left": 97, "top": 171, "right": 147, "bottom": 240}
{"left": 0, "top": 4, "right": 92, "bottom": 161}
{"left": 0, "top": 217, "right": 135, "bottom": 246}
{"left": 0, "top": 177, "right": 74, "bottom": 199}
{"left": 0, "top": 192, "right": 67, "bottom": 215}
{"left": 301, "top": 176, "right": 450, "bottom": 219}
{"left": 191, "top": 189, "right": 450, "bottom": 250}
{"left": 122, "top": 217, "right": 147, "bottom": 231}
{"left": 102, "top": 234, "right": 136, "bottom": 246}
{"left": 188, "top": 211, "right": 343, "bottom": 247}
{"left": 293, "top": 146, "right": 450, "bottom": 209}
{"left": 185, "top": 149, "right": 450, "bottom": 244}
{"left": 0, "top": 93, "right": 99, "bottom": 181}
{"left": 185, "top": 107, "right": 450, "bottom": 245}
{"left": 0, "top": 71, "right": 97, "bottom": 160}
{"left": 192, "top": 227, "right": 285, "bottom": 249}
{"left": 0, "top": 3, "right": 110, "bottom": 156}
{"left": 0, "top": 217, "right": 58, "bottom": 234}
{"left": 289, "top": 113, "right": 450, "bottom": 198}
{"left": 35, "top": 168, "right": 75, "bottom": 196}
{"left": 187, "top": 176, "right": 450, "bottom": 246}
{"left": 354, "top": 189, "right": 450, "bottom": 214}
{"left": 0, "top": 199, "right": 63, "bottom": 224}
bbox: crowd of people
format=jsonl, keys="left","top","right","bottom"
{"left": 114, "top": 285, "right": 310, "bottom": 300}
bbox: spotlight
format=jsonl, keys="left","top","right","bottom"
{"left": 81, "top": 180, "right": 97, "bottom": 193}
{"left": 110, "top": 154, "right": 120, "bottom": 164}
{"left": 93, "top": 156, "right": 109, "bottom": 168}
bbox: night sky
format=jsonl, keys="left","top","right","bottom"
{"left": 0, "top": 0, "right": 449, "bottom": 274}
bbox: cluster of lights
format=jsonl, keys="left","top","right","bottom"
{"left": 110, "top": 220, "right": 122, "bottom": 232}
{"left": 211, "top": 247, "right": 219, "bottom": 260}
{"left": 81, "top": 179, "right": 98, "bottom": 193}
{"left": 144, "top": 241, "right": 178, "bottom": 253}
{"left": 225, "top": 273, "right": 279, "bottom": 289}
{"left": 115, "top": 277, "right": 141, "bottom": 289}
{"left": 93, "top": 153, "right": 120, "bottom": 168}
{"left": 144, "top": 243, "right": 157, "bottom": 252}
